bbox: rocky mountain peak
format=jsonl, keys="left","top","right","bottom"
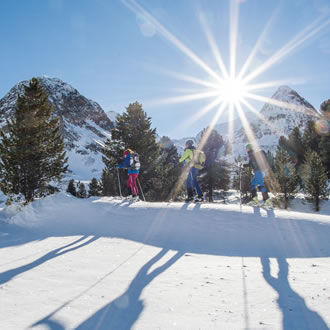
{"left": 261, "top": 85, "right": 318, "bottom": 117}
{"left": 0, "top": 76, "right": 115, "bottom": 180}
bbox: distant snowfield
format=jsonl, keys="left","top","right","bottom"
{"left": 1, "top": 193, "right": 330, "bottom": 329}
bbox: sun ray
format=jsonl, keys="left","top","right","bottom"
{"left": 242, "top": 16, "right": 330, "bottom": 84}
{"left": 236, "top": 103, "right": 279, "bottom": 192}
{"left": 146, "top": 90, "right": 221, "bottom": 107}
{"left": 176, "top": 97, "right": 225, "bottom": 134}
{"left": 121, "top": 0, "right": 223, "bottom": 83}
{"left": 198, "top": 12, "right": 229, "bottom": 80}
{"left": 229, "top": 0, "right": 240, "bottom": 78}
{"left": 197, "top": 102, "right": 229, "bottom": 151}
{"left": 226, "top": 103, "right": 235, "bottom": 148}
{"left": 237, "top": 5, "right": 280, "bottom": 80}
{"left": 245, "top": 92, "right": 320, "bottom": 117}
{"left": 240, "top": 97, "right": 287, "bottom": 136}
{"left": 244, "top": 78, "right": 307, "bottom": 92}
{"left": 235, "top": 102, "right": 258, "bottom": 147}
{"left": 159, "top": 70, "right": 221, "bottom": 89}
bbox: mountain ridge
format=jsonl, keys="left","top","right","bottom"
{"left": 0, "top": 77, "right": 321, "bottom": 180}
{"left": 0, "top": 76, "right": 114, "bottom": 180}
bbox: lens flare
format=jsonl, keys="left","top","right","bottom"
{"left": 315, "top": 119, "right": 330, "bottom": 136}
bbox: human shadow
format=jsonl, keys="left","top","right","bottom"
{"left": 0, "top": 235, "right": 98, "bottom": 286}
{"left": 75, "top": 248, "right": 184, "bottom": 330}
{"left": 261, "top": 257, "right": 329, "bottom": 330}
{"left": 2, "top": 196, "right": 330, "bottom": 328}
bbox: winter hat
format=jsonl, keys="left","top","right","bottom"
{"left": 245, "top": 143, "right": 253, "bottom": 151}
{"left": 185, "top": 139, "right": 194, "bottom": 147}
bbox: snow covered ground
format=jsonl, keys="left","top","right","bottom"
{"left": 0, "top": 192, "right": 330, "bottom": 330}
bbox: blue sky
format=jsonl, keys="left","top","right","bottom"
{"left": 1, "top": 0, "right": 330, "bottom": 139}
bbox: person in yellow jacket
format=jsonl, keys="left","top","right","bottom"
{"left": 179, "top": 139, "right": 203, "bottom": 202}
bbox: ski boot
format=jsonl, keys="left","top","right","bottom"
{"left": 185, "top": 188, "right": 194, "bottom": 202}
{"left": 185, "top": 196, "right": 194, "bottom": 202}
{"left": 247, "top": 196, "right": 259, "bottom": 206}
{"left": 193, "top": 195, "right": 204, "bottom": 203}
{"left": 262, "top": 198, "right": 273, "bottom": 209}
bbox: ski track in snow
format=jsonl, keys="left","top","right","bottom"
{"left": 0, "top": 192, "right": 330, "bottom": 329}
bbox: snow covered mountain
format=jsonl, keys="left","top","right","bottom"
{"left": 232, "top": 86, "right": 319, "bottom": 156}
{"left": 106, "top": 110, "right": 119, "bottom": 122}
{"left": 178, "top": 86, "right": 320, "bottom": 158}
{"left": 0, "top": 76, "right": 114, "bottom": 180}
{"left": 0, "top": 78, "right": 321, "bottom": 180}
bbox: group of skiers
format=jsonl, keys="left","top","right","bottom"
{"left": 117, "top": 140, "right": 272, "bottom": 206}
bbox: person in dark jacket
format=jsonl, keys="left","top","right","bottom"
{"left": 179, "top": 139, "right": 203, "bottom": 202}
{"left": 244, "top": 143, "right": 272, "bottom": 206}
{"left": 117, "top": 149, "right": 139, "bottom": 199}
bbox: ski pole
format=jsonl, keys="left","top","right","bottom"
{"left": 239, "top": 163, "right": 242, "bottom": 210}
{"left": 137, "top": 177, "right": 146, "bottom": 201}
{"left": 116, "top": 167, "right": 122, "bottom": 197}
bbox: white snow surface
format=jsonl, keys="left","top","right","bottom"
{"left": 0, "top": 192, "right": 330, "bottom": 329}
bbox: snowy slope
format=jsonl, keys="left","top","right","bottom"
{"left": 0, "top": 193, "right": 330, "bottom": 329}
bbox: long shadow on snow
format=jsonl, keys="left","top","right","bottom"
{"left": 2, "top": 198, "right": 330, "bottom": 329}
{"left": 261, "top": 257, "right": 329, "bottom": 330}
{"left": 76, "top": 248, "right": 184, "bottom": 330}
{"left": 31, "top": 248, "right": 184, "bottom": 330}
{"left": 0, "top": 235, "right": 98, "bottom": 286}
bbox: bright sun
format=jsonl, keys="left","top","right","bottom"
{"left": 122, "top": 0, "right": 329, "bottom": 144}
{"left": 217, "top": 78, "right": 247, "bottom": 105}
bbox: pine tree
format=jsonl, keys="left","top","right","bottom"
{"left": 66, "top": 179, "right": 77, "bottom": 196}
{"left": 320, "top": 99, "right": 330, "bottom": 119}
{"left": 155, "top": 136, "right": 182, "bottom": 201}
{"left": 318, "top": 100, "right": 330, "bottom": 177}
{"left": 102, "top": 102, "right": 160, "bottom": 200}
{"left": 100, "top": 168, "right": 118, "bottom": 196}
{"left": 302, "top": 120, "right": 321, "bottom": 153}
{"left": 301, "top": 151, "right": 329, "bottom": 211}
{"left": 286, "top": 127, "right": 305, "bottom": 167}
{"left": 319, "top": 136, "right": 330, "bottom": 178}
{"left": 88, "top": 178, "right": 101, "bottom": 196}
{"left": 272, "top": 147, "right": 299, "bottom": 209}
{"left": 198, "top": 128, "right": 229, "bottom": 202}
{"left": 0, "top": 77, "right": 68, "bottom": 203}
{"left": 76, "top": 182, "right": 87, "bottom": 198}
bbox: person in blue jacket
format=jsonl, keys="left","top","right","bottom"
{"left": 244, "top": 143, "right": 272, "bottom": 206}
{"left": 117, "top": 149, "right": 139, "bottom": 198}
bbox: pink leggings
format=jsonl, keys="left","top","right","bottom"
{"left": 127, "top": 173, "right": 139, "bottom": 196}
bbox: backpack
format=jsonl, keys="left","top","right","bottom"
{"left": 129, "top": 153, "right": 141, "bottom": 170}
{"left": 193, "top": 149, "right": 206, "bottom": 168}
{"left": 254, "top": 150, "right": 270, "bottom": 172}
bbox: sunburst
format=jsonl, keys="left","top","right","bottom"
{"left": 121, "top": 0, "right": 330, "bottom": 199}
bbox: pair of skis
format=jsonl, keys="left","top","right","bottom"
{"left": 247, "top": 200, "right": 274, "bottom": 209}
{"left": 122, "top": 195, "right": 140, "bottom": 202}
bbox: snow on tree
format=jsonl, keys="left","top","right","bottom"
{"left": 88, "top": 178, "right": 102, "bottom": 197}
{"left": 67, "top": 179, "right": 77, "bottom": 196}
